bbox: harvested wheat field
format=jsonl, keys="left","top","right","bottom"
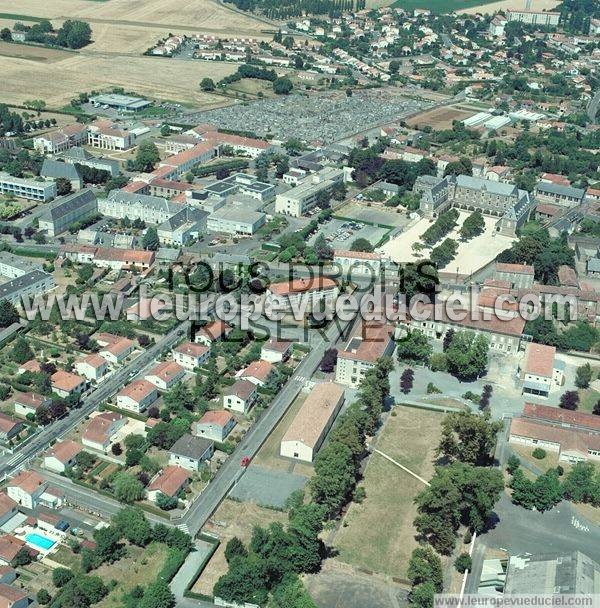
{"left": 0, "top": 52, "right": 239, "bottom": 107}
{"left": 406, "top": 104, "right": 476, "bottom": 130}
{"left": 461, "top": 0, "right": 560, "bottom": 13}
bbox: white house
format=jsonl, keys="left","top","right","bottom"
{"left": 223, "top": 379, "right": 258, "bottom": 414}
{"left": 116, "top": 380, "right": 158, "bottom": 414}
{"left": 193, "top": 410, "right": 236, "bottom": 442}
{"left": 43, "top": 440, "right": 83, "bottom": 473}
{"left": 147, "top": 466, "right": 191, "bottom": 503}
{"left": 13, "top": 393, "right": 50, "bottom": 418}
{"left": 75, "top": 354, "right": 109, "bottom": 382}
{"left": 144, "top": 361, "right": 185, "bottom": 391}
{"left": 169, "top": 434, "right": 214, "bottom": 471}
{"left": 260, "top": 339, "right": 293, "bottom": 363}
{"left": 99, "top": 337, "right": 135, "bottom": 365}
{"left": 51, "top": 370, "right": 86, "bottom": 398}
{"left": 519, "top": 342, "right": 564, "bottom": 398}
{"left": 82, "top": 412, "right": 126, "bottom": 452}
{"left": 172, "top": 342, "right": 210, "bottom": 371}
{"left": 6, "top": 471, "right": 46, "bottom": 510}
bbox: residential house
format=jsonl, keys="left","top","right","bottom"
{"left": 82, "top": 412, "right": 126, "bottom": 452}
{"left": 172, "top": 342, "right": 210, "bottom": 371}
{"left": 280, "top": 382, "right": 345, "bottom": 462}
{"left": 147, "top": 466, "right": 191, "bottom": 503}
{"left": 0, "top": 495, "right": 17, "bottom": 529}
{"left": 43, "top": 441, "right": 83, "bottom": 473}
{"left": 194, "top": 320, "right": 232, "bottom": 347}
{"left": 33, "top": 123, "right": 87, "bottom": 154}
{"left": 0, "top": 414, "right": 23, "bottom": 442}
{"left": 6, "top": 471, "right": 46, "bottom": 509}
{"left": 260, "top": 339, "right": 293, "bottom": 363}
{"left": 0, "top": 583, "right": 29, "bottom": 608}
{"left": 51, "top": 371, "right": 86, "bottom": 398}
{"left": 169, "top": 434, "right": 214, "bottom": 471}
{"left": 193, "top": 410, "right": 236, "bottom": 442}
{"left": 75, "top": 354, "right": 109, "bottom": 382}
{"left": 116, "top": 380, "right": 158, "bottom": 414}
{"left": 98, "top": 337, "right": 135, "bottom": 365}
{"left": 239, "top": 360, "right": 274, "bottom": 386}
{"left": 0, "top": 536, "right": 30, "bottom": 567}
{"left": 223, "top": 379, "right": 258, "bottom": 414}
{"left": 13, "top": 393, "right": 50, "bottom": 419}
{"left": 144, "top": 361, "right": 185, "bottom": 391}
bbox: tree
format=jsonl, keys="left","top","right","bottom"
{"left": 37, "top": 589, "right": 51, "bottom": 605}
{"left": 444, "top": 331, "right": 489, "bottom": 381}
{"left": 11, "top": 337, "right": 33, "bottom": 364}
{"left": 506, "top": 455, "right": 521, "bottom": 474}
{"left": 55, "top": 177, "right": 72, "bottom": 196}
{"left": 510, "top": 468, "right": 562, "bottom": 512}
{"left": 0, "top": 28, "right": 11, "bottom": 42}
{"left": 454, "top": 553, "right": 472, "bottom": 573}
{"left": 225, "top": 537, "right": 248, "bottom": 564}
{"left": 142, "top": 226, "right": 160, "bottom": 251}
{"left": 160, "top": 124, "right": 171, "bottom": 137}
{"left": 414, "top": 462, "right": 503, "bottom": 554}
{"left": 111, "top": 442, "right": 122, "bottom": 456}
{"left": 200, "top": 77, "right": 215, "bottom": 91}
{"left": 407, "top": 546, "right": 443, "bottom": 591}
{"left": 113, "top": 471, "right": 145, "bottom": 503}
{"left": 52, "top": 568, "right": 74, "bottom": 588}
{"left": 396, "top": 330, "right": 432, "bottom": 364}
{"left": 0, "top": 299, "right": 18, "bottom": 327}
{"left": 437, "top": 411, "right": 501, "bottom": 466}
{"left": 410, "top": 582, "right": 436, "bottom": 608}
{"left": 459, "top": 210, "right": 485, "bottom": 240}
{"left": 269, "top": 574, "right": 317, "bottom": 608}
{"left": 75, "top": 450, "right": 95, "bottom": 470}
{"left": 13, "top": 547, "right": 32, "bottom": 566}
{"left": 575, "top": 363, "right": 593, "bottom": 389}
{"left": 350, "top": 237, "right": 374, "bottom": 253}
{"left": 138, "top": 581, "right": 175, "bottom": 608}
{"left": 560, "top": 390, "right": 579, "bottom": 410}
{"left": 400, "top": 368, "right": 414, "bottom": 394}
{"left": 319, "top": 348, "right": 337, "bottom": 373}
{"left": 314, "top": 233, "right": 333, "bottom": 261}
{"left": 442, "top": 328, "right": 455, "bottom": 352}
{"left": 273, "top": 77, "right": 293, "bottom": 95}
{"left": 135, "top": 140, "right": 160, "bottom": 172}
{"left": 213, "top": 555, "right": 269, "bottom": 606}
{"left": 112, "top": 507, "right": 152, "bottom": 546}
{"left": 156, "top": 493, "right": 178, "bottom": 510}
{"left": 310, "top": 440, "right": 356, "bottom": 517}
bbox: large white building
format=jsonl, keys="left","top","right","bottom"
{"left": 335, "top": 321, "right": 395, "bottom": 388}
{"left": 33, "top": 123, "right": 88, "bottom": 154}
{"left": 519, "top": 342, "right": 564, "bottom": 398}
{"left": 0, "top": 173, "right": 56, "bottom": 202}
{"left": 505, "top": 9, "right": 560, "bottom": 27}
{"left": 280, "top": 382, "right": 345, "bottom": 462}
{"left": 207, "top": 207, "right": 266, "bottom": 235}
{"left": 100, "top": 191, "right": 184, "bottom": 224}
{"left": 275, "top": 167, "right": 344, "bottom": 217}
{"left": 87, "top": 120, "right": 134, "bottom": 150}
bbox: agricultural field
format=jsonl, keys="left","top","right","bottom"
{"left": 334, "top": 407, "right": 444, "bottom": 578}
{"left": 0, "top": 0, "right": 271, "bottom": 107}
{"left": 406, "top": 104, "right": 476, "bottom": 130}
{"left": 391, "top": 0, "right": 543, "bottom": 14}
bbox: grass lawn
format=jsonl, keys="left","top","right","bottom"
{"left": 0, "top": 13, "right": 44, "bottom": 22}
{"left": 578, "top": 388, "right": 600, "bottom": 413}
{"left": 334, "top": 406, "right": 444, "bottom": 578}
{"left": 52, "top": 545, "right": 83, "bottom": 571}
{"left": 95, "top": 542, "right": 170, "bottom": 608}
{"left": 391, "top": 0, "right": 500, "bottom": 13}
{"left": 511, "top": 445, "right": 560, "bottom": 474}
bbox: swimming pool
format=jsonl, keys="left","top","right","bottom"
{"left": 25, "top": 533, "right": 55, "bottom": 550}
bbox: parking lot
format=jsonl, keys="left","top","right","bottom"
{"left": 309, "top": 218, "right": 390, "bottom": 249}
{"left": 228, "top": 465, "right": 307, "bottom": 508}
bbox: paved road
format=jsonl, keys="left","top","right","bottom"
{"left": 587, "top": 88, "right": 600, "bottom": 123}
{"left": 0, "top": 320, "right": 190, "bottom": 480}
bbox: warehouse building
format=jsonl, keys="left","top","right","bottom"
{"left": 207, "top": 206, "right": 266, "bottom": 235}
{"left": 38, "top": 189, "right": 98, "bottom": 237}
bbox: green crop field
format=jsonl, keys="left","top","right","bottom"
{"left": 392, "top": 0, "right": 500, "bottom": 13}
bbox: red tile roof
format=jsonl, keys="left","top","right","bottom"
{"left": 338, "top": 321, "right": 394, "bottom": 363}
{"left": 118, "top": 379, "right": 156, "bottom": 402}
{"left": 240, "top": 360, "right": 273, "bottom": 382}
{"left": 523, "top": 343, "right": 556, "bottom": 378}
{"left": 7, "top": 471, "right": 44, "bottom": 495}
{"left": 199, "top": 410, "right": 234, "bottom": 427}
{"left": 334, "top": 249, "right": 381, "bottom": 261}
{"left": 83, "top": 412, "right": 123, "bottom": 445}
{"left": 0, "top": 414, "right": 21, "bottom": 436}
{"left": 13, "top": 392, "right": 47, "bottom": 410}
{"left": 146, "top": 361, "right": 184, "bottom": 383}
{"left": 174, "top": 342, "right": 209, "bottom": 358}
{"left": 148, "top": 466, "right": 190, "bottom": 497}
{"left": 226, "top": 379, "right": 257, "bottom": 400}
{"left": 198, "top": 320, "right": 231, "bottom": 342}
{"left": 495, "top": 262, "right": 534, "bottom": 275}
{"left": 46, "top": 440, "right": 83, "bottom": 464}
{"left": 51, "top": 370, "right": 84, "bottom": 393}
{"left": 0, "top": 536, "right": 26, "bottom": 564}
{"left": 0, "top": 494, "right": 16, "bottom": 518}
{"left": 523, "top": 402, "right": 600, "bottom": 432}
{"left": 268, "top": 277, "right": 337, "bottom": 297}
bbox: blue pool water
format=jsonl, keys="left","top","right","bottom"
{"left": 25, "top": 533, "right": 55, "bottom": 550}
